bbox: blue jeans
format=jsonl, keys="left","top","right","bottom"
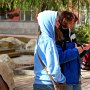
{"left": 33, "top": 84, "right": 54, "bottom": 90}
{"left": 67, "top": 84, "right": 82, "bottom": 90}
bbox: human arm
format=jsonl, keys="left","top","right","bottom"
{"left": 57, "top": 40, "right": 86, "bottom": 64}
{"left": 78, "top": 43, "right": 90, "bottom": 57}
{"left": 46, "top": 40, "right": 66, "bottom": 83}
{"left": 57, "top": 44, "right": 79, "bottom": 64}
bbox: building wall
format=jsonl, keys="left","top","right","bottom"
{"left": 0, "top": 21, "right": 38, "bottom": 35}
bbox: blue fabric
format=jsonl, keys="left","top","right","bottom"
{"left": 33, "top": 84, "right": 54, "bottom": 90}
{"left": 37, "top": 10, "right": 57, "bottom": 40}
{"left": 67, "top": 84, "right": 82, "bottom": 90}
{"left": 56, "top": 41, "right": 81, "bottom": 84}
{"left": 34, "top": 10, "right": 66, "bottom": 85}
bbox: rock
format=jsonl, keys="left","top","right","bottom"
{"left": 0, "top": 62, "right": 15, "bottom": 90}
{"left": 0, "top": 41, "right": 14, "bottom": 48}
{"left": 0, "top": 54, "right": 15, "bottom": 70}
{"left": 0, "top": 37, "right": 26, "bottom": 50}
{"left": 26, "top": 39, "right": 36, "bottom": 51}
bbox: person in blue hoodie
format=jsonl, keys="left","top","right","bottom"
{"left": 33, "top": 10, "right": 66, "bottom": 90}
{"left": 56, "top": 11, "right": 90, "bottom": 90}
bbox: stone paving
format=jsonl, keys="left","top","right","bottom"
{"left": 12, "top": 55, "right": 90, "bottom": 90}
{"left": 14, "top": 69, "right": 90, "bottom": 90}
{"left": 81, "top": 70, "right": 90, "bottom": 90}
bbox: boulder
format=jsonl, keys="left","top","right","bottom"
{"left": 26, "top": 39, "right": 36, "bottom": 51}
{"left": 0, "top": 54, "right": 15, "bottom": 70}
{"left": 0, "top": 62, "right": 15, "bottom": 90}
{"left": 0, "top": 37, "right": 26, "bottom": 50}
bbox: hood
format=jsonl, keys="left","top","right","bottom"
{"left": 37, "top": 10, "right": 57, "bottom": 40}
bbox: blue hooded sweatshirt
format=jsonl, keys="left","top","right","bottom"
{"left": 34, "top": 10, "right": 66, "bottom": 84}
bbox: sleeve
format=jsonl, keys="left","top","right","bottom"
{"left": 57, "top": 44, "right": 79, "bottom": 64}
{"left": 46, "top": 40, "right": 66, "bottom": 83}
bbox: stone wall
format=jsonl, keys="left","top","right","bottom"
{"left": 0, "top": 21, "right": 38, "bottom": 35}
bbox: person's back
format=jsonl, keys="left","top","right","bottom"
{"left": 33, "top": 10, "right": 66, "bottom": 90}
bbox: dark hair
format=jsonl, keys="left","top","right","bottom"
{"left": 56, "top": 11, "right": 78, "bottom": 42}
{"left": 58, "top": 11, "right": 75, "bottom": 28}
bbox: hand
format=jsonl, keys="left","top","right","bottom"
{"left": 76, "top": 46, "right": 84, "bottom": 54}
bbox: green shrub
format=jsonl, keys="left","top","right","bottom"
{"left": 75, "top": 26, "right": 90, "bottom": 44}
